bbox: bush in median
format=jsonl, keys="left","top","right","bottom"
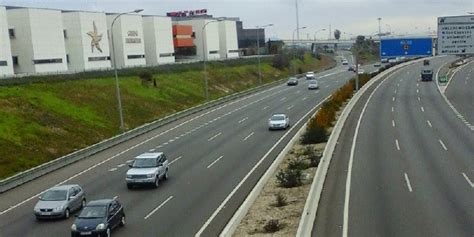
{"left": 276, "top": 168, "right": 303, "bottom": 188}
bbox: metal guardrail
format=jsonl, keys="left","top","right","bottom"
{"left": 0, "top": 76, "right": 298, "bottom": 193}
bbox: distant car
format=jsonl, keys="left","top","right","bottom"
{"left": 71, "top": 199, "right": 125, "bottom": 237}
{"left": 423, "top": 59, "right": 430, "bottom": 66}
{"left": 348, "top": 65, "right": 355, "bottom": 72}
{"left": 374, "top": 62, "right": 381, "bottom": 67}
{"left": 381, "top": 58, "right": 389, "bottom": 63}
{"left": 305, "top": 72, "right": 315, "bottom": 80}
{"left": 287, "top": 77, "right": 298, "bottom": 86}
{"left": 357, "top": 69, "right": 365, "bottom": 75}
{"left": 388, "top": 58, "right": 397, "bottom": 63}
{"left": 342, "top": 59, "right": 349, "bottom": 65}
{"left": 126, "top": 152, "right": 169, "bottom": 189}
{"left": 308, "top": 80, "right": 319, "bottom": 90}
{"left": 34, "top": 184, "right": 86, "bottom": 220}
{"left": 421, "top": 69, "right": 433, "bottom": 81}
{"left": 268, "top": 114, "right": 290, "bottom": 130}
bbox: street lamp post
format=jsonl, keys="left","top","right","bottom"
{"left": 313, "top": 29, "right": 326, "bottom": 41}
{"left": 202, "top": 18, "right": 224, "bottom": 101}
{"left": 292, "top": 26, "right": 307, "bottom": 75}
{"left": 256, "top": 24, "right": 273, "bottom": 84}
{"left": 110, "top": 8, "right": 143, "bottom": 132}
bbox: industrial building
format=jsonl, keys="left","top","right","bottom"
{"left": 62, "top": 11, "right": 112, "bottom": 72}
{"left": 142, "top": 16, "right": 175, "bottom": 65}
{"left": 7, "top": 6, "right": 68, "bottom": 74}
{"left": 174, "top": 19, "right": 221, "bottom": 60}
{"left": 106, "top": 13, "right": 146, "bottom": 68}
{"left": 236, "top": 20, "right": 265, "bottom": 51}
{"left": 218, "top": 20, "right": 239, "bottom": 59}
{"left": 0, "top": 6, "right": 14, "bottom": 77}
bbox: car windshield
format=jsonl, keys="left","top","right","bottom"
{"left": 289, "top": 77, "right": 297, "bottom": 80}
{"left": 310, "top": 81, "right": 317, "bottom": 84}
{"left": 132, "top": 158, "right": 156, "bottom": 168}
{"left": 40, "top": 190, "right": 67, "bottom": 201}
{"left": 271, "top": 115, "right": 285, "bottom": 121}
{"left": 78, "top": 205, "right": 107, "bottom": 218}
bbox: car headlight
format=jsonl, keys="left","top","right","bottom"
{"left": 146, "top": 174, "right": 155, "bottom": 178}
{"left": 54, "top": 206, "right": 64, "bottom": 212}
{"left": 96, "top": 223, "right": 106, "bottom": 230}
{"left": 71, "top": 224, "right": 77, "bottom": 231}
{"left": 126, "top": 175, "right": 132, "bottom": 179}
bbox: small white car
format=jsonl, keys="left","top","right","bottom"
{"left": 308, "top": 80, "right": 319, "bottom": 90}
{"left": 305, "top": 72, "right": 316, "bottom": 80}
{"left": 342, "top": 59, "right": 349, "bottom": 65}
{"left": 268, "top": 114, "right": 290, "bottom": 130}
{"left": 357, "top": 69, "right": 365, "bottom": 75}
{"left": 126, "top": 152, "right": 169, "bottom": 189}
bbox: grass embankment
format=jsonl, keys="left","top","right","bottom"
{"left": 0, "top": 55, "right": 335, "bottom": 179}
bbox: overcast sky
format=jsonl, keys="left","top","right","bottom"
{"left": 1, "top": 0, "right": 473, "bottom": 39}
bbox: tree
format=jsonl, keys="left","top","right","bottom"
{"left": 334, "top": 29, "right": 341, "bottom": 40}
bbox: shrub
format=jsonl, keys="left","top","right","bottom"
{"left": 303, "top": 146, "right": 312, "bottom": 156}
{"left": 308, "top": 153, "right": 322, "bottom": 167}
{"left": 272, "top": 54, "right": 290, "bottom": 70}
{"left": 274, "top": 192, "right": 288, "bottom": 207}
{"left": 263, "top": 219, "right": 282, "bottom": 233}
{"left": 276, "top": 168, "right": 303, "bottom": 188}
{"left": 301, "top": 123, "right": 328, "bottom": 144}
{"left": 288, "top": 158, "right": 309, "bottom": 170}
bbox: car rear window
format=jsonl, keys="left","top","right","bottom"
{"left": 271, "top": 115, "right": 285, "bottom": 121}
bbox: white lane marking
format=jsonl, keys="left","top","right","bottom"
{"left": 263, "top": 106, "right": 269, "bottom": 110}
{"left": 392, "top": 97, "right": 395, "bottom": 102}
{"left": 427, "top": 120, "right": 433, "bottom": 127}
{"left": 395, "top": 139, "right": 401, "bottom": 151}
{"left": 109, "top": 168, "right": 117, "bottom": 172}
{"left": 438, "top": 139, "right": 448, "bottom": 151}
{"left": 325, "top": 85, "right": 330, "bottom": 88}
{"left": 462, "top": 173, "right": 474, "bottom": 188}
{"left": 416, "top": 89, "right": 419, "bottom": 94}
{"left": 404, "top": 173, "right": 413, "bottom": 192}
{"left": 392, "top": 120, "right": 396, "bottom": 127}
{"left": 238, "top": 117, "right": 248, "bottom": 124}
{"left": 243, "top": 132, "right": 255, "bottom": 141}
{"left": 113, "top": 195, "right": 118, "bottom": 200}
{"left": 149, "top": 149, "right": 156, "bottom": 152}
{"left": 280, "top": 97, "right": 287, "bottom": 101}
{"left": 168, "top": 139, "right": 175, "bottom": 143}
{"left": 416, "top": 83, "right": 419, "bottom": 87}
{"left": 418, "top": 97, "right": 421, "bottom": 101}
{"left": 207, "top": 132, "right": 222, "bottom": 142}
{"left": 302, "top": 97, "right": 308, "bottom": 101}
{"left": 397, "top": 83, "right": 400, "bottom": 87}
{"left": 392, "top": 107, "right": 394, "bottom": 112}
{"left": 207, "top": 155, "right": 224, "bottom": 169}
{"left": 196, "top": 94, "right": 332, "bottom": 237}
{"left": 421, "top": 106, "right": 425, "bottom": 112}
{"left": 117, "top": 164, "right": 126, "bottom": 168}
{"left": 174, "top": 136, "right": 180, "bottom": 140}
{"left": 156, "top": 145, "right": 163, "bottom": 149}
{"left": 394, "top": 89, "right": 397, "bottom": 94}
{"left": 169, "top": 156, "right": 183, "bottom": 165}
{"left": 163, "top": 142, "right": 169, "bottom": 145}
{"left": 287, "top": 105, "right": 294, "bottom": 110}
{"left": 144, "top": 196, "right": 174, "bottom": 220}
{"left": 126, "top": 160, "right": 133, "bottom": 163}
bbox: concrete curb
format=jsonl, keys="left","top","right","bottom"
{"left": 296, "top": 57, "right": 429, "bottom": 236}
{"left": 0, "top": 77, "right": 293, "bottom": 193}
{"left": 219, "top": 95, "right": 331, "bottom": 237}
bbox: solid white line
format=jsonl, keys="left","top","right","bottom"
{"left": 462, "top": 173, "right": 474, "bottom": 188}
{"left": 438, "top": 139, "right": 448, "bottom": 151}
{"left": 287, "top": 105, "right": 294, "bottom": 110}
{"left": 404, "top": 173, "right": 413, "bottom": 192}
{"left": 421, "top": 106, "right": 425, "bottom": 112}
{"left": 238, "top": 117, "right": 248, "bottom": 124}
{"left": 243, "top": 132, "right": 255, "bottom": 141}
{"left": 207, "top": 155, "right": 224, "bottom": 169}
{"left": 427, "top": 120, "right": 433, "bottom": 127}
{"left": 108, "top": 168, "right": 117, "bottom": 172}
{"left": 144, "top": 196, "right": 174, "bottom": 220}
{"left": 395, "top": 139, "right": 401, "bottom": 150}
{"left": 196, "top": 95, "right": 332, "bottom": 237}
{"left": 207, "top": 132, "right": 222, "bottom": 142}
{"left": 169, "top": 156, "right": 183, "bottom": 165}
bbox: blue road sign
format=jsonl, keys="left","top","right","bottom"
{"left": 380, "top": 37, "right": 433, "bottom": 58}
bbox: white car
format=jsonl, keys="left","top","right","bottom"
{"left": 126, "top": 152, "right": 169, "bottom": 189}
{"left": 305, "top": 72, "right": 315, "bottom": 80}
{"left": 357, "top": 69, "right": 365, "bottom": 75}
{"left": 342, "top": 59, "right": 349, "bottom": 65}
{"left": 268, "top": 114, "right": 290, "bottom": 130}
{"left": 308, "top": 80, "right": 319, "bottom": 90}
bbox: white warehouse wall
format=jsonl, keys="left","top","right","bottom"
{"left": 0, "top": 6, "right": 14, "bottom": 77}
{"left": 218, "top": 20, "right": 239, "bottom": 59}
{"left": 107, "top": 14, "right": 146, "bottom": 69}
{"left": 176, "top": 19, "right": 220, "bottom": 61}
{"left": 63, "top": 11, "right": 111, "bottom": 72}
{"left": 143, "top": 16, "right": 175, "bottom": 65}
{"left": 7, "top": 7, "right": 67, "bottom": 74}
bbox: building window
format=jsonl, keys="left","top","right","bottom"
{"left": 8, "top": 29, "right": 15, "bottom": 38}
{"left": 0, "top": 61, "right": 7, "bottom": 66}
{"left": 228, "top": 49, "right": 240, "bottom": 53}
{"left": 191, "top": 32, "right": 196, "bottom": 38}
{"left": 159, "top": 53, "right": 175, "bottom": 57}
{"left": 127, "top": 54, "right": 145, "bottom": 59}
{"left": 63, "top": 30, "right": 68, "bottom": 39}
{"left": 12, "top": 56, "right": 18, "bottom": 65}
{"left": 66, "top": 55, "right": 70, "bottom": 63}
{"left": 88, "top": 56, "right": 110, "bottom": 62}
{"left": 33, "top": 58, "right": 63, "bottom": 64}
{"left": 209, "top": 50, "right": 218, "bottom": 54}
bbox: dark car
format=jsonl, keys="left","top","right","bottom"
{"left": 287, "top": 77, "right": 298, "bottom": 86}
{"left": 348, "top": 65, "right": 355, "bottom": 72}
{"left": 71, "top": 199, "right": 125, "bottom": 237}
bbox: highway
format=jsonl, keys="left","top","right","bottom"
{"left": 445, "top": 60, "right": 474, "bottom": 128}
{"left": 312, "top": 56, "right": 474, "bottom": 237}
{"left": 0, "top": 52, "right": 375, "bottom": 236}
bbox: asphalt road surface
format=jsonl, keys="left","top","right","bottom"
{"left": 0, "top": 52, "right": 378, "bottom": 237}
{"left": 445, "top": 60, "right": 474, "bottom": 128}
{"left": 313, "top": 56, "right": 474, "bottom": 237}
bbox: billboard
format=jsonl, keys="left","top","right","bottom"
{"left": 166, "top": 9, "right": 207, "bottom": 17}
{"left": 380, "top": 37, "right": 433, "bottom": 58}
{"left": 437, "top": 15, "right": 474, "bottom": 55}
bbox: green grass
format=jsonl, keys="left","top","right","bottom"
{"left": 0, "top": 55, "right": 336, "bottom": 179}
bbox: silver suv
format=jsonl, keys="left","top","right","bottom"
{"left": 126, "top": 152, "right": 169, "bottom": 189}
{"left": 34, "top": 184, "right": 86, "bottom": 220}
